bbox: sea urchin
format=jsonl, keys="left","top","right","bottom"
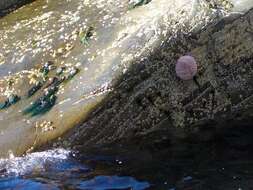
{"left": 175, "top": 55, "right": 197, "bottom": 80}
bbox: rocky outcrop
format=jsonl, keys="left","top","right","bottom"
{"left": 0, "top": 0, "right": 34, "bottom": 17}
{"left": 62, "top": 8, "right": 253, "bottom": 151}
{"left": 1, "top": 0, "right": 226, "bottom": 157}
{"left": 0, "top": 0, "right": 19, "bottom": 10}
{"left": 0, "top": 0, "right": 253, "bottom": 157}
{"left": 0, "top": 0, "right": 30, "bottom": 10}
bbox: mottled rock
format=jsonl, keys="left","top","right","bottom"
{"left": 63, "top": 8, "right": 253, "bottom": 152}
{"left": 0, "top": 0, "right": 21, "bottom": 10}
{"left": 0, "top": 0, "right": 33, "bottom": 15}
{"left": 0, "top": 0, "right": 253, "bottom": 157}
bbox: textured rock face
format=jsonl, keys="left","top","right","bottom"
{"left": 0, "top": 0, "right": 227, "bottom": 157}
{"left": 0, "top": 0, "right": 252, "bottom": 157}
{"left": 0, "top": 0, "right": 34, "bottom": 17}
{"left": 63, "top": 8, "right": 253, "bottom": 151}
{"left": 0, "top": 0, "right": 23, "bottom": 10}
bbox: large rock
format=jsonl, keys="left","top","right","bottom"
{"left": 0, "top": 0, "right": 252, "bottom": 157}
{"left": 0, "top": 0, "right": 32, "bottom": 12}
{"left": 62, "top": 6, "right": 253, "bottom": 151}
{"left": 0, "top": 0, "right": 19, "bottom": 10}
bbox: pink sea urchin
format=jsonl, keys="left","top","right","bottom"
{"left": 175, "top": 55, "right": 197, "bottom": 80}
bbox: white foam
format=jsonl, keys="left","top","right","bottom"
{"left": 0, "top": 149, "right": 70, "bottom": 176}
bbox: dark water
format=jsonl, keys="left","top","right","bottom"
{"left": 0, "top": 149, "right": 151, "bottom": 190}
{"left": 1, "top": 124, "right": 253, "bottom": 190}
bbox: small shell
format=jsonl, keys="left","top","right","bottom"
{"left": 175, "top": 55, "right": 197, "bottom": 80}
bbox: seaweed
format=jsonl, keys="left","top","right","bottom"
{"left": 23, "top": 63, "right": 79, "bottom": 116}
{"left": 27, "top": 81, "right": 43, "bottom": 97}
{"left": 30, "top": 94, "right": 57, "bottom": 116}
{"left": 40, "top": 61, "right": 54, "bottom": 76}
{"left": 26, "top": 61, "right": 56, "bottom": 98}
{"left": 44, "top": 77, "right": 61, "bottom": 88}
{"left": 8, "top": 94, "right": 20, "bottom": 104}
{"left": 40, "top": 66, "right": 49, "bottom": 76}
{"left": 23, "top": 86, "right": 58, "bottom": 116}
{"left": 0, "top": 101, "right": 7, "bottom": 109}
{"left": 0, "top": 94, "right": 21, "bottom": 110}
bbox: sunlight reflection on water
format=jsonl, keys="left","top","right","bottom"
{"left": 0, "top": 149, "right": 150, "bottom": 190}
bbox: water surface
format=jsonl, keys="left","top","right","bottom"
{"left": 1, "top": 139, "right": 253, "bottom": 190}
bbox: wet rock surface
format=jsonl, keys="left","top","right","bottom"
{"left": 0, "top": 0, "right": 253, "bottom": 157}
{"left": 1, "top": 0, "right": 229, "bottom": 157}
{"left": 63, "top": 8, "right": 253, "bottom": 152}
{"left": 0, "top": 0, "right": 22, "bottom": 10}
{"left": 0, "top": 0, "right": 34, "bottom": 16}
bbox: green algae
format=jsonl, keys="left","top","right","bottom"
{"left": 23, "top": 85, "right": 58, "bottom": 116}
{"left": 40, "top": 61, "right": 54, "bottom": 76}
{"left": 23, "top": 65, "right": 79, "bottom": 116}
{"left": 30, "top": 94, "right": 57, "bottom": 116}
{"left": 27, "top": 81, "right": 43, "bottom": 97}
{"left": 0, "top": 94, "right": 21, "bottom": 110}
{"left": 79, "top": 26, "right": 94, "bottom": 45}
{"left": 0, "top": 101, "right": 7, "bottom": 109}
